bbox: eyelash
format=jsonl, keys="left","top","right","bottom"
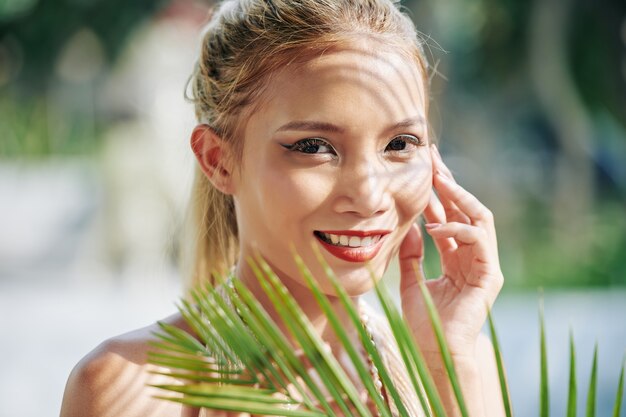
{"left": 281, "top": 134, "right": 424, "bottom": 155}
{"left": 385, "top": 134, "right": 424, "bottom": 152}
{"left": 281, "top": 138, "right": 336, "bottom": 155}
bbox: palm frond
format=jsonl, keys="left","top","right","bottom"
{"left": 487, "top": 307, "right": 513, "bottom": 417}
{"left": 585, "top": 344, "right": 598, "bottom": 417}
{"left": 152, "top": 385, "right": 325, "bottom": 417}
{"left": 540, "top": 297, "right": 549, "bottom": 417}
{"left": 225, "top": 278, "right": 323, "bottom": 411}
{"left": 417, "top": 278, "right": 470, "bottom": 417}
{"left": 147, "top": 254, "right": 624, "bottom": 417}
{"left": 252, "top": 256, "right": 371, "bottom": 416}
{"left": 294, "top": 251, "right": 395, "bottom": 417}
{"left": 148, "top": 252, "right": 454, "bottom": 416}
{"left": 567, "top": 330, "right": 577, "bottom": 417}
{"left": 612, "top": 355, "right": 624, "bottom": 417}
{"left": 371, "top": 270, "right": 444, "bottom": 417}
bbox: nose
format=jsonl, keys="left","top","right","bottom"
{"left": 332, "top": 158, "right": 392, "bottom": 217}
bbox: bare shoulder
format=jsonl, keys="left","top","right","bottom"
{"left": 60, "top": 312, "right": 200, "bottom": 417}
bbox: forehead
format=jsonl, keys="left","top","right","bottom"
{"left": 248, "top": 41, "right": 427, "bottom": 132}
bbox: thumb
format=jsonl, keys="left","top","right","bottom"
{"left": 399, "top": 223, "right": 426, "bottom": 295}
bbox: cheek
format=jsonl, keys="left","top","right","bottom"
{"left": 391, "top": 159, "right": 432, "bottom": 220}
{"left": 261, "top": 166, "right": 334, "bottom": 228}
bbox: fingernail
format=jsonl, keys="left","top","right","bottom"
{"left": 425, "top": 223, "right": 441, "bottom": 229}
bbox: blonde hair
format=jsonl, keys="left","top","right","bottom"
{"left": 185, "top": 0, "right": 430, "bottom": 289}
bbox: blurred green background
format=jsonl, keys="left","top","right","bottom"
{"left": 0, "top": 0, "right": 625, "bottom": 416}
{"left": 1, "top": 0, "right": 624, "bottom": 288}
{"left": 411, "top": 0, "right": 626, "bottom": 289}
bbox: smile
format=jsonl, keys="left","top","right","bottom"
{"left": 313, "top": 230, "right": 390, "bottom": 262}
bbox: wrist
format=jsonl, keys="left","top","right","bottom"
{"left": 426, "top": 356, "right": 485, "bottom": 417}
{"left": 427, "top": 356, "right": 481, "bottom": 380}
{"left": 421, "top": 345, "right": 478, "bottom": 373}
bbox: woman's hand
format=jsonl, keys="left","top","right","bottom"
{"left": 399, "top": 145, "right": 504, "bottom": 360}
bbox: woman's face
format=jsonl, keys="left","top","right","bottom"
{"left": 232, "top": 41, "right": 432, "bottom": 295}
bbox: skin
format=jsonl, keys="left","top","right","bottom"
{"left": 61, "top": 39, "right": 505, "bottom": 417}
{"left": 231, "top": 43, "right": 432, "bottom": 315}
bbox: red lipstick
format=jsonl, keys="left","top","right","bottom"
{"left": 317, "top": 230, "right": 390, "bottom": 237}
{"left": 314, "top": 230, "right": 390, "bottom": 263}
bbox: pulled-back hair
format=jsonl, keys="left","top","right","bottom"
{"left": 184, "top": 0, "right": 430, "bottom": 289}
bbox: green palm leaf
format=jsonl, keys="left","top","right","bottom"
{"left": 153, "top": 385, "right": 325, "bottom": 417}
{"left": 148, "top": 253, "right": 456, "bottom": 416}
{"left": 371, "top": 271, "right": 443, "bottom": 417}
{"left": 567, "top": 330, "right": 577, "bottom": 417}
{"left": 540, "top": 298, "right": 549, "bottom": 417}
{"left": 613, "top": 356, "right": 624, "bottom": 417}
{"left": 147, "top": 253, "right": 624, "bottom": 417}
{"left": 417, "top": 279, "right": 470, "bottom": 417}
{"left": 585, "top": 344, "right": 598, "bottom": 417}
{"left": 293, "top": 251, "right": 395, "bottom": 417}
{"left": 487, "top": 308, "right": 513, "bottom": 417}
{"left": 252, "top": 256, "right": 372, "bottom": 416}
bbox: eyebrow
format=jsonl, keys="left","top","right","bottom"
{"left": 383, "top": 116, "right": 426, "bottom": 134}
{"left": 276, "top": 120, "right": 345, "bottom": 133}
{"left": 275, "top": 116, "right": 425, "bottom": 134}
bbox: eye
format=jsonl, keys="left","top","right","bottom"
{"left": 282, "top": 138, "right": 336, "bottom": 155}
{"left": 385, "top": 134, "right": 423, "bottom": 152}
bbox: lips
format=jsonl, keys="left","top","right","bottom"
{"left": 313, "top": 230, "right": 390, "bottom": 263}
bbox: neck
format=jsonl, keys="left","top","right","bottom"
{"left": 235, "top": 260, "right": 362, "bottom": 353}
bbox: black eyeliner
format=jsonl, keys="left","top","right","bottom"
{"left": 397, "top": 134, "right": 424, "bottom": 146}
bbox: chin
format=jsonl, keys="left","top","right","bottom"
{"left": 306, "top": 246, "right": 393, "bottom": 296}
{"left": 317, "top": 262, "right": 387, "bottom": 297}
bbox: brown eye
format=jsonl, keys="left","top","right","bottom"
{"left": 282, "top": 138, "right": 336, "bottom": 155}
{"left": 385, "top": 135, "right": 423, "bottom": 152}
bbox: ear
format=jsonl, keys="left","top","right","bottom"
{"left": 190, "top": 124, "right": 236, "bottom": 194}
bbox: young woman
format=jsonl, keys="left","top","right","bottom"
{"left": 61, "top": 1, "right": 506, "bottom": 416}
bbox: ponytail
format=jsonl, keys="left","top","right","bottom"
{"left": 182, "top": 166, "right": 238, "bottom": 291}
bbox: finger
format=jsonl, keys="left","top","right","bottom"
{"left": 431, "top": 146, "right": 471, "bottom": 224}
{"left": 423, "top": 189, "right": 445, "bottom": 223}
{"left": 425, "top": 222, "right": 494, "bottom": 262}
{"left": 432, "top": 145, "right": 456, "bottom": 180}
{"left": 399, "top": 223, "right": 425, "bottom": 294}
{"left": 434, "top": 172, "right": 495, "bottom": 230}
{"left": 423, "top": 192, "right": 457, "bottom": 252}
{"left": 428, "top": 221, "right": 504, "bottom": 297}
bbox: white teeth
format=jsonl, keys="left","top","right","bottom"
{"left": 320, "top": 232, "right": 383, "bottom": 247}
